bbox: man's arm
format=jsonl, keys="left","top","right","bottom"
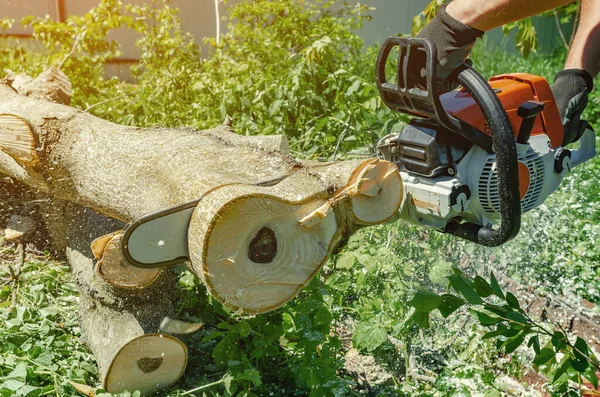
{"left": 446, "top": 0, "right": 573, "bottom": 32}
{"left": 564, "top": 0, "right": 600, "bottom": 77}
{"left": 447, "top": 0, "right": 600, "bottom": 78}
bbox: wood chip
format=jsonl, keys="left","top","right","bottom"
{"left": 69, "top": 381, "right": 95, "bottom": 397}
{"left": 159, "top": 317, "right": 205, "bottom": 334}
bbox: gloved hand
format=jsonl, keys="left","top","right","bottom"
{"left": 416, "top": 4, "right": 484, "bottom": 93}
{"left": 551, "top": 69, "right": 594, "bottom": 146}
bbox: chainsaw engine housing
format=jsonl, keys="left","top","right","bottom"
{"left": 378, "top": 73, "right": 596, "bottom": 231}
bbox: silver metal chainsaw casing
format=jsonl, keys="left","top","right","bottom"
{"left": 383, "top": 128, "right": 596, "bottom": 231}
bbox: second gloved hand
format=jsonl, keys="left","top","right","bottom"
{"left": 416, "top": 4, "right": 484, "bottom": 93}
{"left": 551, "top": 69, "right": 594, "bottom": 146}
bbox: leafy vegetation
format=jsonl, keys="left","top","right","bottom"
{"left": 409, "top": 268, "right": 600, "bottom": 392}
{"left": 1, "top": 0, "right": 599, "bottom": 396}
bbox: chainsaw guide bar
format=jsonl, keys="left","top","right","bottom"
{"left": 120, "top": 175, "right": 290, "bottom": 268}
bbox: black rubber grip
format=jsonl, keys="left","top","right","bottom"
{"left": 444, "top": 67, "right": 521, "bottom": 246}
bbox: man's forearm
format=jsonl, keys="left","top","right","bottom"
{"left": 565, "top": 0, "right": 600, "bottom": 77}
{"left": 446, "top": 0, "right": 573, "bottom": 31}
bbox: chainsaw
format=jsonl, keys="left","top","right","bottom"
{"left": 118, "top": 37, "right": 597, "bottom": 269}
{"left": 375, "top": 37, "right": 596, "bottom": 247}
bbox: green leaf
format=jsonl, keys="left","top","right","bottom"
{"left": 408, "top": 290, "right": 442, "bottom": 313}
{"left": 552, "top": 356, "right": 572, "bottom": 384}
{"left": 570, "top": 337, "right": 590, "bottom": 372}
{"left": 473, "top": 276, "right": 494, "bottom": 298}
{"left": 569, "top": 356, "right": 589, "bottom": 373}
{"left": 410, "top": 311, "right": 431, "bottom": 329}
{"left": 501, "top": 326, "right": 520, "bottom": 338}
{"left": 490, "top": 272, "right": 505, "bottom": 299}
{"left": 574, "top": 337, "right": 589, "bottom": 359}
{"left": 533, "top": 348, "right": 555, "bottom": 366}
{"left": 528, "top": 335, "right": 541, "bottom": 354}
{"left": 239, "top": 368, "right": 262, "bottom": 386}
{"left": 6, "top": 362, "right": 27, "bottom": 382}
{"left": 236, "top": 321, "right": 251, "bottom": 337}
{"left": 505, "top": 291, "right": 521, "bottom": 310}
{"left": 0, "top": 379, "right": 26, "bottom": 392}
{"left": 552, "top": 331, "right": 566, "bottom": 351}
{"left": 483, "top": 303, "right": 509, "bottom": 317}
{"left": 352, "top": 322, "right": 388, "bottom": 352}
{"left": 345, "top": 79, "right": 361, "bottom": 96}
{"left": 437, "top": 294, "right": 465, "bottom": 318}
{"left": 584, "top": 369, "right": 599, "bottom": 389}
{"left": 504, "top": 332, "right": 526, "bottom": 354}
{"left": 482, "top": 324, "right": 509, "bottom": 340}
{"left": 448, "top": 274, "right": 483, "bottom": 305}
{"left": 471, "top": 310, "right": 501, "bottom": 326}
{"left": 505, "top": 311, "right": 528, "bottom": 328}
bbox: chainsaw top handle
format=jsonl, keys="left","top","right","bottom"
{"left": 376, "top": 36, "right": 521, "bottom": 247}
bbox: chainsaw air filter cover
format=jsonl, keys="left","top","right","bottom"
{"left": 394, "top": 119, "right": 472, "bottom": 177}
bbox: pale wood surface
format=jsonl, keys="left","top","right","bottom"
{"left": 62, "top": 204, "right": 187, "bottom": 394}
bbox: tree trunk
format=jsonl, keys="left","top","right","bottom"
{"left": 0, "top": 70, "right": 404, "bottom": 313}
{"left": 0, "top": 69, "right": 404, "bottom": 394}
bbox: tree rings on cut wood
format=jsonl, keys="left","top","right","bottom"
{"left": 347, "top": 159, "right": 402, "bottom": 225}
{"left": 188, "top": 185, "right": 338, "bottom": 315}
{"left": 0, "top": 114, "right": 37, "bottom": 165}
{"left": 93, "top": 231, "right": 161, "bottom": 289}
{"left": 187, "top": 159, "right": 403, "bottom": 315}
{"left": 104, "top": 333, "right": 187, "bottom": 395}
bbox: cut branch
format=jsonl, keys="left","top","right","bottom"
{"left": 62, "top": 204, "right": 187, "bottom": 394}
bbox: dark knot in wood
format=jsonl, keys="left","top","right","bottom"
{"left": 137, "top": 357, "right": 164, "bottom": 373}
{"left": 248, "top": 227, "right": 277, "bottom": 263}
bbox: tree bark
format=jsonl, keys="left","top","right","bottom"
{"left": 0, "top": 70, "right": 404, "bottom": 313}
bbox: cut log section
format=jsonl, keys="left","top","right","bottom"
{"left": 188, "top": 159, "right": 403, "bottom": 315}
{"left": 6, "top": 67, "right": 72, "bottom": 105}
{"left": 62, "top": 204, "right": 187, "bottom": 395}
{"left": 93, "top": 231, "right": 162, "bottom": 289}
{"left": 0, "top": 115, "right": 37, "bottom": 166}
{"left": 79, "top": 293, "right": 187, "bottom": 395}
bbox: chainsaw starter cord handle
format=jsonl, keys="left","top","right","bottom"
{"left": 444, "top": 66, "right": 521, "bottom": 247}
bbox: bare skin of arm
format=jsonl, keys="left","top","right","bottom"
{"left": 564, "top": 1, "right": 600, "bottom": 76}
{"left": 446, "top": 0, "right": 600, "bottom": 77}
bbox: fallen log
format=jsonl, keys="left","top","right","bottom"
{"left": 0, "top": 69, "right": 403, "bottom": 313}
{"left": 0, "top": 68, "right": 404, "bottom": 395}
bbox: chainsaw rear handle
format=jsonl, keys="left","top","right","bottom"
{"left": 375, "top": 37, "right": 520, "bottom": 246}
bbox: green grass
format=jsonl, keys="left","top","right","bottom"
{"left": 0, "top": 249, "right": 97, "bottom": 397}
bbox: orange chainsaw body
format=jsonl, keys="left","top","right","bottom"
{"left": 440, "top": 73, "right": 564, "bottom": 148}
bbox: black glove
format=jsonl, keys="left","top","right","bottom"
{"left": 551, "top": 69, "right": 594, "bottom": 146}
{"left": 416, "top": 4, "right": 484, "bottom": 93}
